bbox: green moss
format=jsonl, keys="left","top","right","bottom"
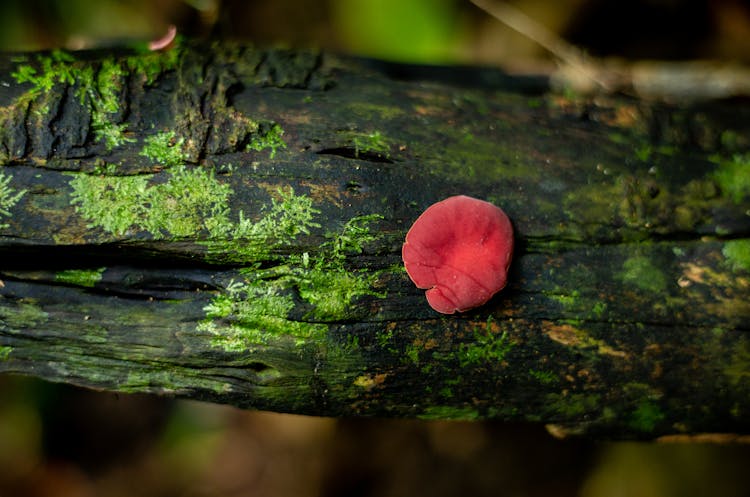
{"left": 121, "top": 368, "right": 232, "bottom": 396}
{"left": 563, "top": 173, "right": 725, "bottom": 240}
{"left": 90, "top": 58, "right": 131, "bottom": 150}
{"left": 629, "top": 401, "right": 665, "bottom": 432}
{"left": 529, "top": 369, "right": 558, "bottom": 385}
{"left": 0, "top": 300, "right": 48, "bottom": 330}
{"left": 549, "top": 289, "right": 581, "bottom": 308}
{"left": 0, "top": 345, "right": 11, "bottom": 361}
{"left": 545, "top": 286, "right": 611, "bottom": 322}
{"left": 563, "top": 179, "right": 629, "bottom": 239}
{"left": 608, "top": 132, "right": 629, "bottom": 145}
{"left": 143, "top": 166, "right": 231, "bottom": 238}
{"left": 204, "top": 187, "right": 320, "bottom": 264}
{"left": 200, "top": 213, "right": 387, "bottom": 351}
{"left": 0, "top": 171, "right": 26, "bottom": 230}
{"left": 199, "top": 279, "right": 328, "bottom": 351}
{"left": 237, "top": 189, "right": 319, "bottom": 245}
{"left": 55, "top": 268, "right": 105, "bottom": 288}
{"left": 722, "top": 239, "right": 750, "bottom": 273}
{"left": 458, "top": 321, "right": 513, "bottom": 367}
{"left": 712, "top": 153, "right": 750, "bottom": 203}
{"left": 13, "top": 50, "right": 133, "bottom": 151}
{"left": 526, "top": 97, "right": 543, "bottom": 108}
{"left": 719, "top": 130, "right": 750, "bottom": 152}
{"left": 140, "top": 131, "right": 187, "bottom": 167}
{"left": 634, "top": 144, "right": 652, "bottom": 162}
{"left": 320, "top": 213, "right": 383, "bottom": 258}
{"left": 69, "top": 165, "right": 231, "bottom": 239}
{"left": 11, "top": 50, "right": 76, "bottom": 94}
{"left": 348, "top": 102, "right": 404, "bottom": 120}
{"left": 437, "top": 127, "right": 535, "bottom": 181}
{"left": 295, "top": 214, "right": 385, "bottom": 319}
{"left": 246, "top": 122, "right": 287, "bottom": 159}
{"left": 618, "top": 255, "right": 668, "bottom": 293}
{"left": 376, "top": 328, "right": 395, "bottom": 349}
{"left": 724, "top": 337, "right": 750, "bottom": 386}
{"left": 69, "top": 170, "right": 149, "bottom": 236}
{"left": 12, "top": 48, "right": 183, "bottom": 154}
{"left": 198, "top": 266, "right": 358, "bottom": 351}
{"left": 68, "top": 159, "right": 387, "bottom": 351}
{"left": 438, "top": 386, "right": 453, "bottom": 398}
{"left": 352, "top": 131, "right": 390, "bottom": 158}
{"left": 418, "top": 406, "right": 480, "bottom": 421}
{"left": 591, "top": 301, "right": 607, "bottom": 318}
{"left": 405, "top": 343, "right": 421, "bottom": 365}
{"left": 545, "top": 392, "right": 601, "bottom": 418}
{"left": 125, "top": 43, "right": 182, "bottom": 85}
{"left": 297, "top": 268, "right": 380, "bottom": 320}
{"left": 92, "top": 47, "right": 180, "bottom": 149}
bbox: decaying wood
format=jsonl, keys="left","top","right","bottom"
{"left": 0, "top": 41, "right": 748, "bottom": 439}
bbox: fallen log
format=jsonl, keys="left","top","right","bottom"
{"left": 0, "top": 41, "right": 748, "bottom": 438}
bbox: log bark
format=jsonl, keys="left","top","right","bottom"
{"left": 0, "top": 42, "right": 748, "bottom": 439}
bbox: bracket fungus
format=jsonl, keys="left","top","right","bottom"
{"left": 402, "top": 195, "right": 514, "bottom": 314}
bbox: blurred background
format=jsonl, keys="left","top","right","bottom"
{"left": 1, "top": 375, "right": 749, "bottom": 497}
{"left": 1, "top": 0, "right": 750, "bottom": 64}
{"left": 1, "top": 1, "right": 750, "bottom": 496}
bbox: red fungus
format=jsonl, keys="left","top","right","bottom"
{"left": 402, "top": 195, "right": 513, "bottom": 314}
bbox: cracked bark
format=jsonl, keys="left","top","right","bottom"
{"left": 0, "top": 42, "right": 749, "bottom": 439}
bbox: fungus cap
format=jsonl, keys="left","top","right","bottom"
{"left": 402, "top": 195, "right": 513, "bottom": 314}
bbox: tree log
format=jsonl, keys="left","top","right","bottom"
{"left": 0, "top": 42, "right": 748, "bottom": 439}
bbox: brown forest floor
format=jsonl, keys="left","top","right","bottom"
{"left": 1, "top": 376, "right": 749, "bottom": 497}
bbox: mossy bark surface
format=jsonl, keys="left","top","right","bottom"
{"left": 1, "top": 42, "right": 749, "bottom": 439}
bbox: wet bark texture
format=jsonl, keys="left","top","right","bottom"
{"left": 0, "top": 42, "right": 748, "bottom": 439}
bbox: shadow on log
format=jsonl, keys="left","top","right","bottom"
{"left": 0, "top": 41, "right": 748, "bottom": 439}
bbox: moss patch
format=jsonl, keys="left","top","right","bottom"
{"left": 0, "top": 171, "right": 26, "bottom": 230}
{"left": 724, "top": 337, "right": 750, "bottom": 386}
{"left": 200, "top": 279, "right": 328, "bottom": 351}
{"left": 0, "top": 345, "right": 11, "bottom": 361}
{"left": 722, "top": 239, "right": 750, "bottom": 273}
{"left": 199, "top": 214, "right": 386, "bottom": 351}
{"left": 69, "top": 165, "right": 231, "bottom": 239}
{"left": 529, "top": 369, "right": 558, "bottom": 385}
{"left": 246, "top": 122, "right": 287, "bottom": 159}
{"left": 296, "top": 214, "right": 385, "bottom": 320}
{"left": 88, "top": 58, "right": 132, "bottom": 150}
{"left": 348, "top": 102, "right": 404, "bottom": 120}
{"left": 203, "top": 187, "right": 320, "bottom": 264}
{"left": 438, "top": 127, "right": 534, "bottom": 181}
{"left": 544, "top": 392, "right": 601, "bottom": 419}
{"left": 0, "top": 300, "right": 48, "bottom": 331}
{"left": 125, "top": 45, "right": 182, "bottom": 85}
{"left": 69, "top": 170, "right": 149, "bottom": 236}
{"left": 458, "top": 320, "right": 513, "bottom": 367}
{"left": 69, "top": 164, "right": 323, "bottom": 260}
{"left": 618, "top": 255, "right": 668, "bottom": 293}
{"left": 563, "top": 173, "right": 724, "bottom": 241}
{"left": 712, "top": 153, "right": 750, "bottom": 203}
{"left": 418, "top": 406, "right": 480, "bottom": 421}
{"left": 351, "top": 131, "right": 390, "bottom": 159}
{"left": 140, "top": 131, "right": 187, "bottom": 167}
{"left": 143, "top": 167, "right": 232, "bottom": 238}
{"left": 629, "top": 401, "right": 665, "bottom": 432}
{"left": 11, "top": 50, "right": 77, "bottom": 95}
{"left": 11, "top": 47, "right": 181, "bottom": 153}
{"left": 55, "top": 268, "right": 106, "bottom": 288}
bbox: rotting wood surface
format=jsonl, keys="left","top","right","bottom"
{"left": 0, "top": 41, "right": 748, "bottom": 439}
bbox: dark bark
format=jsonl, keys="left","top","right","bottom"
{"left": 0, "top": 41, "right": 748, "bottom": 438}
